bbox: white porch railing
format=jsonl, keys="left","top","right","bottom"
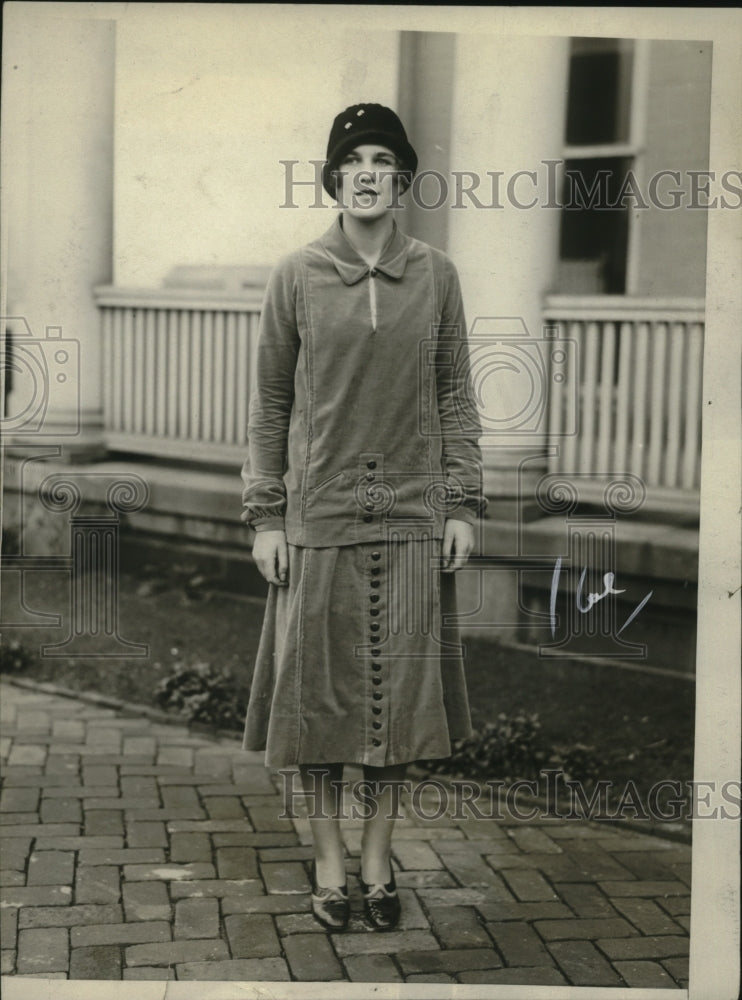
{"left": 543, "top": 295, "right": 704, "bottom": 510}
{"left": 94, "top": 286, "right": 264, "bottom": 464}
{"left": 94, "top": 287, "right": 705, "bottom": 512}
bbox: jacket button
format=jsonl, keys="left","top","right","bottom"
{"left": 371, "top": 551, "right": 380, "bottom": 560}
{"left": 366, "top": 473, "right": 375, "bottom": 482}
{"left": 372, "top": 738, "right": 382, "bottom": 747}
{"left": 372, "top": 692, "right": 382, "bottom": 701}
{"left": 363, "top": 514, "right": 373, "bottom": 523}
{"left": 369, "top": 608, "right": 380, "bottom": 617}
{"left": 369, "top": 268, "right": 378, "bottom": 277}
{"left": 372, "top": 662, "right": 381, "bottom": 672}
{"left": 371, "top": 648, "right": 380, "bottom": 657}
{"left": 372, "top": 722, "right": 382, "bottom": 730}
{"left": 370, "top": 579, "right": 380, "bottom": 588}
{"left": 370, "top": 622, "right": 380, "bottom": 632}
{"left": 371, "top": 567, "right": 380, "bottom": 576}
{"left": 372, "top": 706, "right": 382, "bottom": 716}
{"left": 372, "top": 676, "right": 382, "bottom": 686}
{"left": 367, "top": 461, "right": 377, "bottom": 470}
{"left": 370, "top": 594, "right": 379, "bottom": 603}
{"left": 365, "top": 503, "right": 374, "bottom": 511}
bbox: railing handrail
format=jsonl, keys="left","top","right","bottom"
{"left": 95, "top": 287, "right": 705, "bottom": 320}
{"left": 94, "top": 284, "right": 265, "bottom": 312}
{"left": 544, "top": 294, "right": 705, "bottom": 323}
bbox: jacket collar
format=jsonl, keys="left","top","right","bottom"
{"left": 319, "top": 215, "right": 411, "bottom": 285}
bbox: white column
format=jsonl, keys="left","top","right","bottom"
{"left": 3, "top": 12, "right": 114, "bottom": 459}
{"left": 448, "top": 34, "right": 570, "bottom": 501}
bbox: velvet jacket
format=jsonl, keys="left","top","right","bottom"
{"left": 240, "top": 215, "right": 486, "bottom": 547}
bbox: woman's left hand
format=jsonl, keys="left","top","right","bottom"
{"left": 442, "top": 519, "right": 475, "bottom": 572}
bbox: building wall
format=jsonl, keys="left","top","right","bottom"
{"left": 3, "top": 12, "right": 115, "bottom": 452}
{"left": 397, "top": 31, "right": 457, "bottom": 252}
{"left": 635, "top": 40, "right": 713, "bottom": 297}
{"left": 114, "top": 13, "right": 400, "bottom": 287}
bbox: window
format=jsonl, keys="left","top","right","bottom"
{"left": 557, "top": 38, "right": 642, "bottom": 295}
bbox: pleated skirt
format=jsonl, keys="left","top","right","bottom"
{"left": 242, "top": 538, "right": 473, "bottom": 768}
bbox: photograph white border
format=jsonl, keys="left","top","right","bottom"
{"left": 1, "top": 4, "right": 740, "bottom": 999}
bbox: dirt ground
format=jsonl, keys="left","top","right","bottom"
{"left": 1, "top": 561, "right": 694, "bottom": 810}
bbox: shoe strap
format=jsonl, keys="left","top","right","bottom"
{"left": 362, "top": 880, "right": 397, "bottom": 899}
{"left": 312, "top": 885, "right": 348, "bottom": 903}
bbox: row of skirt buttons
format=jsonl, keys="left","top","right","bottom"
{"left": 369, "top": 546, "right": 384, "bottom": 748}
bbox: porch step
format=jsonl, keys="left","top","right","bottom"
{"left": 3, "top": 456, "right": 698, "bottom": 673}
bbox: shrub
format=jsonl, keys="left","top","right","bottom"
{"left": 547, "top": 741, "right": 607, "bottom": 784}
{"left": 154, "top": 660, "right": 244, "bottom": 731}
{"left": 0, "top": 639, "right": 34, "bottom": 674}
{"left": 422, "top": 711, "right": 617, "bottom": 789}
{"left": 423, "top": 710, "right": 549, "bottom": 783}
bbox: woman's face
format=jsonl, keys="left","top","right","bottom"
{"left": 335, "top": 144, "right": 405, "bottom": 219}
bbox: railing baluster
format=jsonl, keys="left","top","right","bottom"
{"left": 101, "top": 307, "right": 113, "bottom": 432}
{"left": 178, "top": 310, "right": 190, "bottom": 439}
{"left": 664, "top": 321, "right": 685, "bottom": 487}
{"left": 167, "top": 310, "right": 179, "bottom": 439}
{"left": 683, "top": 322, "right": 704, "bottom": 490}
{"left": 597, "top": 321, "right": 615, "bottom": 474}
{"left": 155, "top": 309, "right": 167, "bottom": 437}
{"left": 630, "top": 321, "right": 649, "bottom": 481}
{"left": 212, "top": 311, "right": 225, "bottom": 444}
{"left": 133, "top": 307, "right": 146, "bottom": 434}
{"left": 614, "top": 320, "right": 633, "bottom": 476}
{"left": 113, "top": 309, "right": 122, "bottom": 432}
{"left": 547, "top": 321, "right": 564, "bottom": 471}
{"left": 224, "top": 311, "right": 238, "bottom": 445}
{"left": 560, "top": 321, "right": 581, "bottom": 473}
{"left": 236, "top": 312, "right": 249, "bottom": 447}
{"left": 201, "top": 310, "right": 214, "bottom": 443}
{"left": 122, "top": 308, "right": 134, "bottom": 433}
{"left": 144, "top": 308, "right": 157, "bottom": 436}
{"left": 647, "top": 322, "right": 668, "bottom": 486}
{"left": 189, "top": 311, "right": 202, "bottom": 441}
{"left": 580, "top": 322, "right": 599, "bottom": 473}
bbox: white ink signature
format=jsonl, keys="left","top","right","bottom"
{"left": 549, "top": 557, "right": 653, "bottom": 639}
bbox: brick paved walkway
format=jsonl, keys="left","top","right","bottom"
{"left": 0, "top": 681, "right": 691, "bottom": 987}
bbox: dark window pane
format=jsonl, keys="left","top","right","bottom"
{"left": 566, "top": 37, "right": 634, "bottom": 145}
{"left": 557, "top": 157, "right": 631, "bottom": 294}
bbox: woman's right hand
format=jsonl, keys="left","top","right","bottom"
{"left": 252, "top": 529, "right": 289, "bottom": 586}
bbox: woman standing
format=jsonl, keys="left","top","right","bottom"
{"left": 241, "top": 103, "right": 486, "bottom": 931}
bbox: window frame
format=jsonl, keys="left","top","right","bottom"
{"left": 558, "top": 38, "right": 651, "bottom": 296}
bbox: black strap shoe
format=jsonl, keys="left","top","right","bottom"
{"left": 360, "top": 870, "right": 401, "bottom": 931}
{"left": 310, "top": 861, "right": 349, "bottom": 931}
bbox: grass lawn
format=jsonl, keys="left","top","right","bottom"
{"left": 1, "top": 561, "right": 694, "bottom": 819}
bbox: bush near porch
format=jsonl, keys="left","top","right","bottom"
{"left": 0, "top": 557, "right": 694, "bottom": 819}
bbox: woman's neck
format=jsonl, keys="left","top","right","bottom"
{"left": 340, "top": 212, "right": 395, "bottom": 268}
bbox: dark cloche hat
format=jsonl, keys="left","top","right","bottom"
{"left": 322, "top": 103, "right": 418, "bottom": 197}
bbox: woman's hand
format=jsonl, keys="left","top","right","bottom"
{"left": 252, "top": 529, "right": 289, "bottom": 586}
{"left": 442, "top": 518, "right": 475, "bottom": 572}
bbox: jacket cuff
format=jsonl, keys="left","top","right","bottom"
{"left": 251, "top": 516, "right": 286, "bottom": 533}
{"left": 445, "top": 509, "right": 479, "bottom": 526}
